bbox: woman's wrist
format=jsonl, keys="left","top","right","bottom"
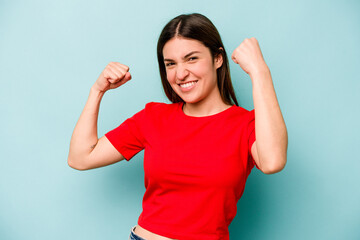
{"left": 90, "top": 85, "right": 106, "bottom": 96}
{"left": 249, "top": 66, "right": 270, "bottom": 78}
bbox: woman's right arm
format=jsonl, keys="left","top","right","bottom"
{"left": 67, "top": 62, "right": 132, "bottom": 171}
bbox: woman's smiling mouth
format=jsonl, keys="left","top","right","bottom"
{"left": 178, "top": 80, "right": 198, "bottom": 91}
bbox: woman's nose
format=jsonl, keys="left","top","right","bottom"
{"left": 176, "top": 64, "right": 189, "bottom": 81}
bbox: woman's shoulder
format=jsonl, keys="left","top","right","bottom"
{"left": 232, "top": 105, "right": 254, "bottom": 114}
{"left": 230, "top": 105, "right": 255, "bottom": 122}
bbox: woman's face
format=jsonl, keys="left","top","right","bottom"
{"left": 162, "top": 37, "right": 223, "bottom": 104}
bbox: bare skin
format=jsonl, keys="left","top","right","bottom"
{"left": 134, "top": 225, "right": 177, "bottom": 240}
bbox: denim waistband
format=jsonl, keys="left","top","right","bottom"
{"left": 129, "top": 225, "right": 146, "bottom": 240}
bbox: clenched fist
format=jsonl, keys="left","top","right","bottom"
{"left": 231, "top": 37, "right": 269, "bottom": 76}
{"left": 93, "top": 62, "right": 132, "bottom": 93}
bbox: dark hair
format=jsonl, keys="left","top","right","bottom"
{"left": 157, "top": 13, "right": 239, "bottom": 106}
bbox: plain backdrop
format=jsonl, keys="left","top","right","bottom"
{"left": 0, "top": 0, "right": 359, "bottom": 239}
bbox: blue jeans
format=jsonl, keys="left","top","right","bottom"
{"left": 129, "top": 226, "right": 146, "bottom": 240}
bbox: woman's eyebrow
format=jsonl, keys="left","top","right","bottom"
{"left": 164, "top": 51, "right": 200, "bottom": 62}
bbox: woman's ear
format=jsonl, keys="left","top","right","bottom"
{"left": 215, "top": 47, "right": 224, "bottom": 69}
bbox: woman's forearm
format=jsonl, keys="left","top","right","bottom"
{"left": 67, "top": 86, "right": 105, "bottom": 168}
{"left": 250, "top": 68, "right": 288, "bottom": 172}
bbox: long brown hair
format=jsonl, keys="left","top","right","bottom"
{"left": 157, "top": 13, "right": 239, "bottom": 106}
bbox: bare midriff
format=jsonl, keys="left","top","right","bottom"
{"left": 134, "top": 225, "right": 177, "bottom": 240}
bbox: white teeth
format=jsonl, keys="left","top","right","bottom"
{"left": 180, "top": 81, "right": 196, "bottom": 88}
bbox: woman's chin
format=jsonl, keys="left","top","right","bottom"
{"left": 180, "top": 95, "right": 202, "bottom": 104}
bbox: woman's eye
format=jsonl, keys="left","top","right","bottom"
{"left": 188, "top": 57, "right": 197, "bottom": 61}
{"left": 165, "top": 62, "right": 175, "bottom": 67}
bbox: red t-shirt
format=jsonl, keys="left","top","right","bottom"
{"left": 105, "top": 102, "right": 257, "bottom": 240}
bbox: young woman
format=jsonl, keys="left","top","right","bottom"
{"left": 68, "top": 13, "right": 287, "bottom": 240}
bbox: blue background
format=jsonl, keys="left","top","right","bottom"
{"left": 1, "top": 0, "right": 359, "bottom": 239}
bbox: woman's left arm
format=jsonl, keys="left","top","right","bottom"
{"left": 232, "top": 37, "right": 288, "bottom": 174}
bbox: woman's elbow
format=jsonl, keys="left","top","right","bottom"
{"left": 262, "top": 164, "right": 285, "bottom": 174}
{"left": 261, "top": 155, "right": 287, "bottom": 174}
{"left": 67, "top": 157, "right": 88, "bottom": 171}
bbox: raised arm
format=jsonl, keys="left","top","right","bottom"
{"left": 232, "top": 38, "right": 288, "bottom": 174}
{"left": 67, "top": 62, "right": 132, "bottom": 170}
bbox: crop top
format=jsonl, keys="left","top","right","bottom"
{"left": 105, "top": 101, "right": 258, "bottom": 240}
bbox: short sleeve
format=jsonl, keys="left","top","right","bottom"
{"left": 105, "top": 108, "right": 146, "bottom": 161}
{"left": 247, "top": 109, "right": 260, "bottom": 170}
